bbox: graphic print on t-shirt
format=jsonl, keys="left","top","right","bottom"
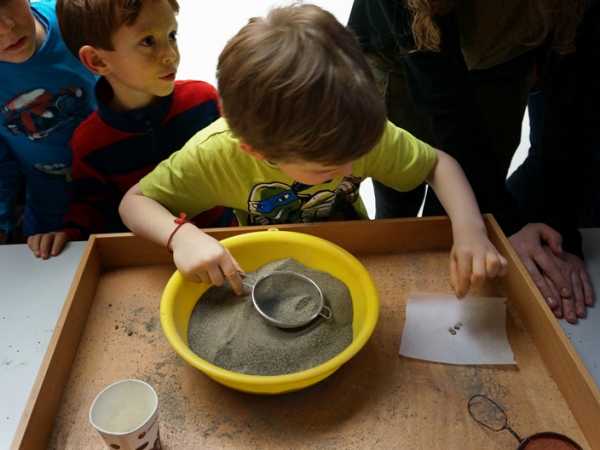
{"left": 247, "top": 176, "right": 362, "bottom": 225}
{"left": 2, "top": 87, "right": 89, "bottom": 141}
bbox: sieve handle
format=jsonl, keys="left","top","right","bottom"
{"left": 238, "top": 272, "right": 254, "bottom": 293}
{"left": 319, "top": 305, "right": 332, "bottom": 320}
{"left": 241, "top": 280, "right": 254, "bottom": 295}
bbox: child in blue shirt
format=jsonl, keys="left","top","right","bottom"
{"left": 0, "top": 0, "right": 96, "bottom": 242}
{"left": 27, "top": 0, "right": 230, "bottom": 259}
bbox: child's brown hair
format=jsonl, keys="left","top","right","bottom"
{"left": 57, "top": 0, "right": 179, "bottom": 58}
{"left": 217, "top": 4, "right": 386, "bottom": 165}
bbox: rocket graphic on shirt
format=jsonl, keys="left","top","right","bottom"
{"left": 2, "top": 87, "right": 89, "bottom": 141}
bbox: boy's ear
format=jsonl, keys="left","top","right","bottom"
{"left": 78, "top": 45, "right": 110, "bottom": 76}
{"left": 240, "top": 142, "right": 265, "bottom": 160}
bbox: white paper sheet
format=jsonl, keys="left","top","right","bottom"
{"left": 399, "top": 293, "right": 515, "bottom": 365}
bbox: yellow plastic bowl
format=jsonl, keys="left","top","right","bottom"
{"left": 160, "top": 230, "right": 379, "bottom": 394}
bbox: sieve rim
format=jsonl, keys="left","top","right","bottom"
{"left": 251, "top": 271, "right": 325, "bottom": 328}
{"left": 517, "top": 432, "right": 583, "bottom": 450}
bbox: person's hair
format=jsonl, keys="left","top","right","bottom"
{"left": 217, "top": 4, "right": 386, "bottom": 165}
{"left": 406, "top": 0, "right": 583, "bottom": 54}
{"left": 405, "top": 0, "right": 453, "bottom": 52}
{"left": 57, "top": 0, "right": 179, "bottom": 58}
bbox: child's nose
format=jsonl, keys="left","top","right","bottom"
{"left": 162, "top": 45, "right": 179, "bottom": 65}
{"left": 0, "top": 15, "right": 16, "bottom": 33}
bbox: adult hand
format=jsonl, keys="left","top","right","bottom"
{"left": 510, "top": 223, "right": 571, "bottom": 310}
{"left": 170, "top": 223, "right": 245, "bottom": 295}
{"left": 28, "top": 231, "right": 68, "bottom": 259}
{"left": 553, "top": 251, "right": 594, "bottom": 323}
{"left": 510, "top": 223, "right": 595, "bottom": 323}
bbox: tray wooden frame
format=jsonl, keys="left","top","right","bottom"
{"left": 12, "top": 216, "right": 600, "bottom": 449}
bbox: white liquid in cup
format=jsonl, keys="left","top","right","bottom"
{"left": 102, "top": 400, "right": 155, "bottom": 434}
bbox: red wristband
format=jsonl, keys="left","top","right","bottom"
{"left": 166, "top": 212, "right": 188, "bottom": 253}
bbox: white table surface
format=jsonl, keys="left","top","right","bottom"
{"left": 560, "top": 229, "right": 600, "bottom": 381}
{"left": 0, "top": 241, "right": 86, "bottom": 448}
{"left": 1, "top": 232, "right": 599, "bottom": 448}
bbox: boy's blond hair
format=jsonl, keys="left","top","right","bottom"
{"left": 57, "top": 0, "right": 179, "bottom": 58}
{"left": 217, "top": 4, "right": 386, "bottom": 165}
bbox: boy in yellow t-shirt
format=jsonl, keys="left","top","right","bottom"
{"left": 119, "top": 4, "right": 507, "bottom": 297}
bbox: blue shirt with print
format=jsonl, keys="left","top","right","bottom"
{"left": 0, "top": 0, "right": 96, "bottom": 237}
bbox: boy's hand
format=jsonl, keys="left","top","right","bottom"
{"left": 170, "top": 224, "right": 244, "bottom": 295}
{"left": 450, "top": 231, "right": 508, "bottom": 298}
{"left": 28, "top": 231, "right": 69, "bottom": 259}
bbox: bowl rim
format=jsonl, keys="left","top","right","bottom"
{"left": 160, "top": 229, "right": 379, "bottom": 385}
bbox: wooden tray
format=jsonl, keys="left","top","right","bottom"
{"left": 12, "top": 217, "right": 600, "bottom": 449}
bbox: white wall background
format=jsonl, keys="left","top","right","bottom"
{"left": 177, "top": 1, "right": 354, "bottom": 86}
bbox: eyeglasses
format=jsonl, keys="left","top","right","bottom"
{"left": 467, "top": 394, "right": 583, "bottom": 450}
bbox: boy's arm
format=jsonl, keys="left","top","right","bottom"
{"left": 0, "top": 138, "right": 20, "bottom": 243}
{"left": 119, "top": 184, "right": 244, "bottom": 295}
{"left": 426, "top": 150, "right": 507, "bottom": 296}
{"left": 427, "top": 150, "right": 486, "bottom": 235}
{"left": 62, "top": 152, "right": 114, "bottom": 238}
{"left": 28, "top": 142, "right": 115, "bottom": 258}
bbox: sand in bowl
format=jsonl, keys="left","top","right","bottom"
{"left": 188, "top": 258, "right": 353, "bottom": 375}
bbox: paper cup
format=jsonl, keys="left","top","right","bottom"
{"left": 89, "top": 379, "right": 161, "bottom": 450}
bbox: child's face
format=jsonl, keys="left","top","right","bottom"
{"left": 96, "top": 0, "right": 179, "bottom": 109}
{"left": 276, "top": 160, "right": 354, "bottom": 185}
{"left": 0, "top": 0, "right": 42, "bottom": 63}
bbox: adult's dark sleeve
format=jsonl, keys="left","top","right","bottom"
{"left": 400, "top": 14, "right": 526, "bottom": 234}
{"left": 348, "top": 0, "right": 416, "bottom": 56}
{"left": 535, "top": 1, "right": 600, "bottom": 256}
{"left": 349, "top": 1, "right": 526, "bottom": 234}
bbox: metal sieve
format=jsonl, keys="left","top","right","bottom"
{"left": 242, "top": 271, "right": 332, "bottom": 329}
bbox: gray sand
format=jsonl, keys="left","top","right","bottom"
{"left": 188, "top": 258, "right": 353, "bottom": 375}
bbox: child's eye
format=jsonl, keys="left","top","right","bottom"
{"left": 169, "top": 30, "right": 178, "bottom": 42}
{"left": 140, "top": 36, "right": 156, "bottom": 47}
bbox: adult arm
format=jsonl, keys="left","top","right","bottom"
{"left": 350, "top": 0, "right": 526, "bottom": 234}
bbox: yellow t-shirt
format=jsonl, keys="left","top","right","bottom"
{"left": 139, "top": 118, "right": 437, "bottom": 225}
